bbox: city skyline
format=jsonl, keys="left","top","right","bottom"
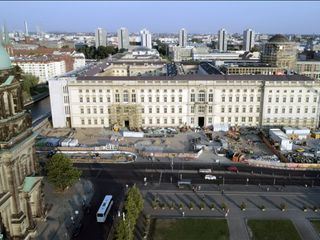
{"left": 1, "top": 1, "right": 320, "bottom": 34}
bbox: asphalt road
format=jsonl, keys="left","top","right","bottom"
{"left": 71, "top": 162, "right": 320, "bottom": 240}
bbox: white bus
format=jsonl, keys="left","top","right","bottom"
{"left": 96, "top": 195, "right": 113, "bottom": 223}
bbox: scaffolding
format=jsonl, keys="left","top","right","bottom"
{"left": 110, "top": 104, "right": 142, "bottom": 130}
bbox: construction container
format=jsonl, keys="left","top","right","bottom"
{"left": 283, "top": 127, "right": 310, "bottom": 140}
{"left": 213, "top": 123, "right": 229, "bottom": 132}
{"left": 121, "top": 131, "right": 144, "bottom": 138}
{"left": 269, "top": 129, "right": 293, "bottom": 151}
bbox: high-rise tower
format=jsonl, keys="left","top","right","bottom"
{"left": 243, "top": 29, "right": 255, "bottom": 51}
{"left": 95, "top": 27, "right": 107, "bottom": 48}
{"left": 179, "top": 28, "right": 187, "bottom": 47}
{"left": 218, "top": 28, "right": 227, "bottom": 52}
{"left": 117, "top": 27, "right": 129, "bottom": 50}
{"left": 140, "top": 28, "right": 152, "bottom": 49}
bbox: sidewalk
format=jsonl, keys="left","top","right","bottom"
{"left": 36, "top": 178, "right": 94, "bottom": 240}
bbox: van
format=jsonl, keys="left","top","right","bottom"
{"left": 199, "top": 169, "right": 212, "bottom": 174}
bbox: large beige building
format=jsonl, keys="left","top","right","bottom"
{"left": 0, "top": 44, "right": 44, "bottom": 239}
{"left": 49, "top": 59, "right": 320, "bottom": 130}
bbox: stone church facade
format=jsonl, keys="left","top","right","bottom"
{"left": 0, "top": 43, "right": 44, "bottom": 239}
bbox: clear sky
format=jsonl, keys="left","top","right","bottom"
{"left": 1, "top": 1, "right": 320, "bottom": 34}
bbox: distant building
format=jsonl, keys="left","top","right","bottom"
{"left": 24, "top": 20, "right": 29, "bottom": 37}
{"left": 71, "top": 52, "right": 86, "bottom": 70}
{"left": 218, "top": 28, "right": 227, "bottom": 52}
{"left": 95, "top": 27, "right": 107, "bottom": 47}
{"left": 296, "top": 61, "right": 320, "bottom": 80}
{"left": 117, "top": 27, "right": 129, "bottom": 50}
{"left": 243, "top": 29, "right": 255, "bottom": 51}
{"left": 13, "top": 56, "right": 67, "bottom": 83}
{"left": 38, "top": 40, "right": 64, "bottom": 49}
{"left": 261, "top": 34, "right": 297, "bottom": 71}
{"left": 169, "top": 45, "right": 193, "bottom": 62}
{"left": 140, "top": 28, "right": 152, "bottom": 49}
{"left": 179, "top": 28, "right": 187, "bottom": 47}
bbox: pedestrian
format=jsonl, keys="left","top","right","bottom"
{"left": 182, "top": 211, "right": 185, "bottom": 217}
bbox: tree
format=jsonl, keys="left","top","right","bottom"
{"left": 115, "top": 185, "right": 144, "bottom": 240}
{"left": 116, "top": 219, "right": 133, "bottom": 240}
{"left": 46, "top": 154, "right": 81, "bottom": 191}
{"left": 77, "top": 45, "right": 118, "bottom": 60}
{"left": 22, "top": 74, "right": 39, "bottom": 96}
{"left": 191, "top": 38, "right": 202, "bottom": 44}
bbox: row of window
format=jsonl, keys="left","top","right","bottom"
{"left": 78, "top": 89, "right": 184, "bottom": 94}
{"left": 267, "top": 107, "right": 316, "bottom": 114}
{"left": 268, "top": 89, "right": 315, "bottom": 94}
{"left": 265, "top": 118, "right": 315, "bottom": 124}
{"left": 78, "top": 93, "right": 318, "bottom": 104}
{"left": 142, "top": 106, "right": 183, "bottom": 114}
{"left": 220, "top": 116, "right": 259, "bottom": 123}
{"left": 267, "top": 96, "right": 317, "bottom": 103}
{"left": 80, "top": 107, "right": 109, "bottom": 114}
{"left": 221, "top": 95, "right": 261, "bottom": 103}
{"left": 222, "top": 89, "right": 260, "bottom": 93}
{"left": 221, "top": 106, "right": 260, "bottom": 114}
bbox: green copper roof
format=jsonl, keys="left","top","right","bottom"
{"left": 0, "top": 43, "right": 12, "bottom": 70}
{"left": 0, "top": 75, "right": 14, "bottom": 87}
{"left": 23, "top": 176, "right": 42, "bottom": 193}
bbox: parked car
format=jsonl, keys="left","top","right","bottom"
{"left": 204, "top": 175, "right": 216, "bottom": 180}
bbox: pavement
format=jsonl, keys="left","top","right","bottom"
{"left": 36, "top": 179, "right": 94, "bottom": 240}
{"left": 141, "top": 184, "right": 320, "bottom": 240}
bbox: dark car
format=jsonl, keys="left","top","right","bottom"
{"left": 227, "top": 166, "right": 239, "bottom": 173}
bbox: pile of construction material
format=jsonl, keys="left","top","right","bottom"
{"left": 253, "top": 155, "right": 280, "bottom": 162}
{"left": 286, "top": 152, "right": 320, "bottom": 164}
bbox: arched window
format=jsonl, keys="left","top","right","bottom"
{"left": 123, "top": 90, "right": 129, "bottom": 102}
{"left": 198, "top": 90, "right": 205, "bottom": 102}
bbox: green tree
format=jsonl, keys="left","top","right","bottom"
{"left": 116, "top": 219, "right": 133, "bottom": 240}
{"left": 46, "top": 154, "right": 81, "bottom": 191}
{"left": 22, "top": 74, "right": 39, "bottom": 96}
{"left": 77, "top": 45, "right": 118, "bottom": 60}
{"left": 191, "top": 38, "right": 202, "bottom": 44}
{"left": 124, "top": 185, "right": 143, "bottom": 232}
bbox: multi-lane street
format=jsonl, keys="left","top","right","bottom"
{"left": 75, "top": 161, "right": 320, "bottom": 186}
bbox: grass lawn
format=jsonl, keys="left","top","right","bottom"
{"left": 150, "top": 218, "right": 229, "bottom": 240}
{"left": 247, "top": 219, "right": 301, "bottom": 240}
{"left": 311, "top": 220, "right": 320, "bottom": 233}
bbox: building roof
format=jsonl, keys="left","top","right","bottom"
{"left": 0, "top": 43, "right": 12, "bottom": 70}
{"left": 77, "top": 74, "right": 314, "bottom": 82}
{"left": 0, "top": 75, "right": 14, "bottom": 87}
{"left": 22, "top": 176, "right": 42, "bottom": 193}
{"left": 268, "top": 34, "right": 289, "bottom": 43}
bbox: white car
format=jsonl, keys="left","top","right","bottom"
{"left": 204, "top": 175, "right": 217, "bottom": 180}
